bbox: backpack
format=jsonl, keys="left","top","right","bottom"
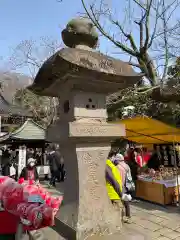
{"left": 125, "top": 174, "right": 135, "bottom": 192}
{"left": 125, "top": 169, "right": 135, "bottom": 193}
{"left": 120, "top": 163, "right": 135, "bottom": 193}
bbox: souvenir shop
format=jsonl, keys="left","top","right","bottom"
{"left": 120, "top": 116, "right": 180, "bottom": 206}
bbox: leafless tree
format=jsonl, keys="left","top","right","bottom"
{"left": 81, "top": 0, "right": 180, "bottom": 86}
{"left": 9, "top": 36, "right": 61, "bottom": 127}
{"left": 9, "top": 36, "right": 61, "bottom": 78}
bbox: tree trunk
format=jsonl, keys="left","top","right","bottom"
{"left": 138, "top": 52, "right": 157, "bottom": 86}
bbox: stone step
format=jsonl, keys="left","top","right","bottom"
{"left": 29, "top": 225, "right": 150, "bottom": 240}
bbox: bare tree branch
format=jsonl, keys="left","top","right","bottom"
{"left": 147, "top": 0, "right": 160, "bottom": 48}
{"left": 9, "top": 37, "right": 61, "bottom": 126}
{"left": 162, "top": 0, "right": 169, "bottom": 80}
{"left": 81, "top": 0, "right": 180, "bottom": 86}
{"left": 134, "top": 10, "right": 146, "bottom": 49}
{"left": 143, "top": 0, "right": 153, "bottom": 51}
{"left": 81, "top": 0, "right": 139, "bottom": 57}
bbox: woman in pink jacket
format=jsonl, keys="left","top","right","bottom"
{"left": 113, "top": 153, "right": 134, "bottom": 223}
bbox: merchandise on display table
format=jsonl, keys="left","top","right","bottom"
{"left": 154, "top": 144, "right": 180, "bottom": 167}
{"left": 0, "top": 176, "right": 63, "bottom": 234}
{"left": 139, "top": 165, "right": 180, "bottom": 181}
{"left": 136, "top": 166, "right": 180, "bottom": 205}
{"left": 138, "top": 174, "right": 180, "bottom": 188}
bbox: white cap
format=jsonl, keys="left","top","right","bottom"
{"left": 115, "top": 153, "right": 124, "bottom": 161}
{"left": 27, "top": 158, "right": 35, "bottom": 165}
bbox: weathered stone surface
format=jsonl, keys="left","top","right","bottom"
{"left": 40, "top": 57, "right": 126, "bottom": 239}
{"left": 157, "top": 237, "right": 171, "bottom": 240}
{"left": 69, "top": 122, "right": 125, "bottom": 137}
{"left": 175, "top": 228, "right": 180, "bottom": 233}
{"left": 28, "top": 17, "right": 144, "bottom": 240}
{"left": 56, "top": 144, "right": 122, "bottom": 239}
{"left": 62, "top": 18, "right": 98, "bottom": 49}
{"left": 165, "top": 231, "right": 180, "bottom": 239}
{"left": 28, "top": 47, "right": 144, "bottom": 96}
{"left": 28, "top": 18, "right": 143, "bottom": 96}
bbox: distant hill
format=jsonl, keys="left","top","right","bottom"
{"left": 0, "top": 72, "right": 32, "bottom": 103}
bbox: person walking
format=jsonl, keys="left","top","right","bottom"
{"left": 127, "top": 150, "right": 140, "bottom": 202}
{"left": 26, "top": 148, "right": 35, "bottom": 160}
{"left": 1, "top": 149, "right": 11, "bottom": 176}
{"left": 59, "top": 156, "right": 65, "bottom": 182}
{"left": 106, "top": 153, "right": 131, "bottom": 223}
{"left": 47, "top": 144, "right": 61, "bottom": 187}
{"left": 134, "top": 148, "right": 143, "bottom": 167}
{"left": 53, "top": 145, "right": 65, "bottom": 182}
{"left": 114, "top": 153, "right": 134, "bottom": 223}
{"left": 128, "top": 150, "right": 139, "bottom": 183}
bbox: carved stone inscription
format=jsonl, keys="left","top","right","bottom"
{"left": 79, "top": 54, "right": 115, "bottom": 73}
{"left": 83, "top": 151, "right": 98, "bottom": 199}
{"left": 77, "top": 147, "right": 109, "bottom": 203}
{"left": 69, "top": 122, "right": 125, "bottom": 137}
{"left": 75, "top": 125, "right": 107, "bottom": 136}
{"left": 75, "top": 144, "right": 122, "bottom": 238}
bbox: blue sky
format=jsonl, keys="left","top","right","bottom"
{"left": 0, "top": 0, "right": 82, "bottom": 70}
{"left": 0, "top": 0, "right": 178, "bottom": 76}
{"left": 0, "top": 1, "right": 109, "bottom": 67}
{"left": 0, "top": 0, "right": 81, "bottom": 48}
{"left": 0, "top": 0, "right": 124, "bottom": 75}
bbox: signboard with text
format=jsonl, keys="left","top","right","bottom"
{"left": 18, "top": 147, "right": 26, "bottom": 176}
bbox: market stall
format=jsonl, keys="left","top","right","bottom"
{"left": 120, "top": 116, "right": 180, "bottom": 144}
{"left": 136, "top": 170, "right": 180, "bottom": 205}
{"left": 119, "top": 116, "right": 180, "bottom": 205}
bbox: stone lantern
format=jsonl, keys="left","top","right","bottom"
{"left": 29, "top": 18, "right": 144, "bottom": 239}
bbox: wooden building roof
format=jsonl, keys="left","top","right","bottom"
{"left": 0, "top": 119, "right": 46, "bottom": 142}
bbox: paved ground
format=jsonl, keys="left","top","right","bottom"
{"left": 129, "top": 201, "right": 180, "bottom": 239}
{"left": 32, "top": 182, "right": 180, "bottom": 239}
{"left": 40, "top": 181, "right": 63, "bottom": 197}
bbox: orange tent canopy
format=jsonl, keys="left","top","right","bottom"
{"left": 117, "top": 116, "right": 180, "bottom": 144}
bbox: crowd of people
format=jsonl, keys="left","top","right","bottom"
{"left": 0, "top": 146, "right": 43, "bottom": 178}
{"left": 0, "top": 143, "right": 65, "bottom": 188}
{"left": 0, "top": 143, "right": 152, "bottom": 225}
